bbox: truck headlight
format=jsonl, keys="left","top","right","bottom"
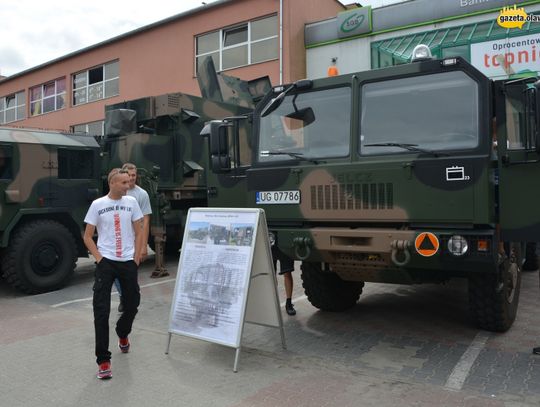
{"left": 448, "top": 235, "right": 468, "bottom": 256}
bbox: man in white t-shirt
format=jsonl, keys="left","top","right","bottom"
{"left": 115, "top": 163, "right": 153, "bottom": 311}
{"left": 83, "top": 168, "right": 143, "bottom": 380}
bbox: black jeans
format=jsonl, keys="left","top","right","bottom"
{"left": 93, "top": 258, "right": 140, "bottom": 364}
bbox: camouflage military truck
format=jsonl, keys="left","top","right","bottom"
{"left": 0, "top": 127, "right": 100, "bottom": 293}
{"left": 204, "top": 50, "right": 540, "bottom": 332}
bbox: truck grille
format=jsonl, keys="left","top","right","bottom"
{"left": 310, "top": 183, "right": 393, "bottom": 211}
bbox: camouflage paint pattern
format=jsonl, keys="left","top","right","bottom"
{"left": 198, "top": 56, "right": 270, "bottom": 109}
{"left": 0, "top": 127, "right": 100, "bottom": 253}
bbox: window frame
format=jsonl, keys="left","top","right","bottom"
{"left": 358, "top": 71, "right": 481, "bottom": 156}
{"left": 195, "top": 14, "right": 278, "bottom": 74}
{"left": 256, "top": 85, "right": 352, "bottom": 165}
{"left": 30, "top": 78, "right": 66, "bottom": 116}
{"left": 72, "top": 60, "right": 119, "bottom": 106}
{"left": 0, "top": 91, "right": 26, "bottom": 124}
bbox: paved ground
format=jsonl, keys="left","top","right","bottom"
{"left": 1, "top": 255, "right": 539, "bottom": 407}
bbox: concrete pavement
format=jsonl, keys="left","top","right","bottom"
{"left": 1, "top": 256, "right": 539, "bottom": 407}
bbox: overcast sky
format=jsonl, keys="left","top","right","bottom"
{"left": 0, "top": 0, "right": 403, "bottom": 77}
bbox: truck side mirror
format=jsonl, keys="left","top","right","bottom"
{"left": 209, "top": 122, "right": 229, "bottom": 155}
{"left": 206, "top": 121, "right": 232, "bottom": 173}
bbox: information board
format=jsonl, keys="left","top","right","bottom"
{"left": 166, "top": 208, "right": 285, "bottom": 371}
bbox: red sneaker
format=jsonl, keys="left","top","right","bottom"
{"left": 97, "top": 361, "right": 112, "bottom": 380}
{"left": 119, "top": 337, "right": 130, "bottom": 353}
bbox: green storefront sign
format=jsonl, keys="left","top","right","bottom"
{"left": 337, "top": 7, "right": 372, "bottom": 38}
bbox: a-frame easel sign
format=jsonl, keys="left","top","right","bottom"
{"left": 166, "top": 208, "right": 286, "bottom": 372}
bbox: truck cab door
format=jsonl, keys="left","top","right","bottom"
{"left": 206, "top": 118, "right": 252, "bottom": 208}
{"left": 496, "top": 79, "right": 540, "bottom": 241}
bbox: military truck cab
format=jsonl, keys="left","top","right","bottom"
{"left": 206, "top": 54, "right": 540, "bottom": 332}
{"left": 0, "top": 127, "right": 100, "bottom": 293}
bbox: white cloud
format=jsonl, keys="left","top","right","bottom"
{"left": 0, "top": 47, "right": 27, "bottom": 76}
{"left": 0, "top": 0, "right": 221, "bottom": 76}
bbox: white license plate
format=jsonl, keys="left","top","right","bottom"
{"left": 256, "top": 190, "right": 300, "bottom": 204}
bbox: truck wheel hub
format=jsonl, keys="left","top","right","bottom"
{"left": 32, "top": 243, "right": 60, "bottom": 274}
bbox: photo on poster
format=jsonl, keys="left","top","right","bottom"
{"left": 230, "top": 223, "right": 254, "bottom": 246}
{"left": 209, "top": 223, "right": 231, "bottom": 245}
{"left": 187, "top": 221, "right": 209, "bottom": 243}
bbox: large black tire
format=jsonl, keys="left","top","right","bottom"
{"left": 2, "top": 220, "right": 77, "bottom": 294}
{"left": 300, "top": 262, "right": 364, "bottom": 311}
{"left": 468, "top": 242, "right": 523, "bottom": 332}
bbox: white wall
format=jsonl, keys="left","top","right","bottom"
{"left": 307, "top": 39, "right": 371, "bottom": 79}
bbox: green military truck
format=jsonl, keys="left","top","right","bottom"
{"left": 0, "top": 128, "right": 100, "bottom": 293}
{"left": 205, "top": 49, "right": 540, "bottom": 332}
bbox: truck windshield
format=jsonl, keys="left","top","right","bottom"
{"left": 360, "top": 71, "right": 479, "bottom": 155}
{"left": 258, "top": 87, "right": 351, "bottom": 163}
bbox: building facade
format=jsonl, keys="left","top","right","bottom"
{"left": 0, "top": 0, "right": 344, "bottom": 134}
{"left": 306, "top": 0, "right": 540, "bottom": 80}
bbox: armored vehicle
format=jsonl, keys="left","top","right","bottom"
{"left": 0, "top": 127, "right": 100, "bottom": 293}
{"left": 205, "top": 51, "right": 540, "bottom": 332}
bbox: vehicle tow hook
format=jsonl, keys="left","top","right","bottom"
{"left": 293, "top": 237, "right": 312, "bottom": 260}
{"left": 391, "top": 239, "right": 411, "bottom": 267}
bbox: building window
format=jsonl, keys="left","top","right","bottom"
{"left": 0, "top": 91, "right": 26, "bottom": 124}
{"left": 72, "top": 60, "right": 119, "bottom": 106}
{"left": 195, "top": 14, "right": 278, "bottom": 73}
{"left": 0, "top": 93, "right": 26, "bottom": 124}
{"left": 72, "top": 120, "right": 104, "bottom": 137}
{"left": 30, "top": 78, "right": 66, "bottom": 116}
{"left": 223, "top": 24, "right": 248, "bottom": 69}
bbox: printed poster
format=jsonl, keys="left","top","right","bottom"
{"left": 169, "top": 209, "right": 258, "bottom": 347}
